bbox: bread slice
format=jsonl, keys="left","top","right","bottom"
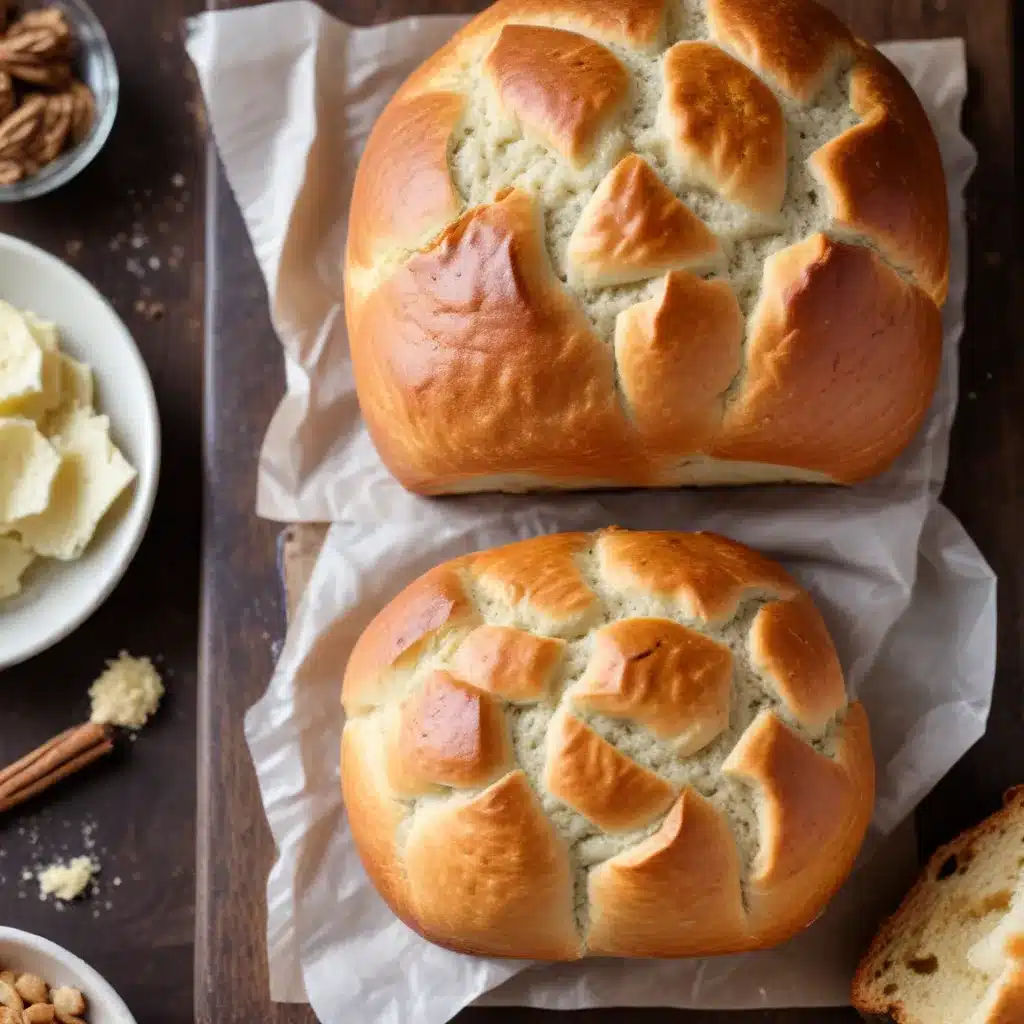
{"left": 853, "top": 788, "right": 1024, "bottom": 1023}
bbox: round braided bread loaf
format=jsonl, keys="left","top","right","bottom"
{"left": 345, "top": 0, "right": 948, "bottom": 495}
{"left": 341, "top": 530, "right": 874, "bottom": 958}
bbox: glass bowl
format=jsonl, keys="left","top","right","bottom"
{"left": 0, "top": 0, "right": 119, "bottom": 202}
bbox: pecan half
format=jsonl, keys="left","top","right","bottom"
{"left": 0, "top": 71, "right": 12, "bottom": 120}
{"left": 3, "top": 8, "right": 72, "bottom": 53}
{"left": 27, "top": 91, "right": 71, "bottom": 164}
{"left": 0, "top": 93, "right": 43, "bottom": 159}
{"left": 0, "top": 8, "right": 73, "bottom": 87}
{"left": 67, "top": 80, "right": 94, "bottom": 143}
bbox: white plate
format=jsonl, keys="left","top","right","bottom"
{"left": 0, "top": 233, "right": 160, "bottom": 670}
{"left": 0, "top": 927, "right": 138, "bottom": 1023}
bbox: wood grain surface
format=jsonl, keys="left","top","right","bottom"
{"left": 199, "top": 2, "right": 1021, "bottom": 1023}
{"left": 0, "top": 3, "right": 204, "bottom": 1024}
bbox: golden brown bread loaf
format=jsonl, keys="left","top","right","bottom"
{"left": 340, "top": 529, "right": 875, "bottom": 959}
{"left": 345, "top": 0, "right": 948, "bottom": 495}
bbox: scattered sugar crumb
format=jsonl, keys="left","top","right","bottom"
{"left": 113, "top": 876, "right": 121, "bottom": 887}
{"left": 38, "top": 856, "right": 97, "bottom": 901}
{"left": 89, "top": 652, "right": 164, "bottom": 730}
{"left": 130, "top": 235, "right": 146, "bottom": 250}
{"left": 171, "top": 172, "right": 186, "bottom": 188}
{"left": 65, "top": 239, "right": 82, "bottom": 258}
{"left": 148, "top": 256, "right": 161, "bottom": 271}
{"left": 967, "top": 391, "right": 977, "bottom": 400}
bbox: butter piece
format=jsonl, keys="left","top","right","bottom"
{"left": 0, "top": 417, "right": 60, "bottom": 523}
{"left": 23, "top": 311, "right": 60, "bottom": 351}
{"left": 13, "top": 407, "right": 136, "bottom": 560}
{"left": 0, "top": 536, "right": 34, "bottom": 598}
{"left": 57, "top": 352, "right": 93, "bottom": 410}
{"left": 18, "top": 312, "right": 63, "bottom": 421}
{"left": 0, "top": 302, "right": 45, "bottom": 412}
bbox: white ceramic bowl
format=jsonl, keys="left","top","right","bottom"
{"left": 0, "top": 233, "right": 160, "bottom": 670}
{"left": 0, "top": 927, "right": 137, "bottom": 1023}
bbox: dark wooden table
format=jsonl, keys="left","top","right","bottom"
{"left": 0, "top": 3, "right": 205, "bottom": 1023}
{"left": 0, "top": 1, "right": 1015, "bottom": 1024}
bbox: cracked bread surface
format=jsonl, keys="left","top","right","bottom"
{"left": 340, "top": 528, "right": 874, "bottom": 959}
{"left": 345, "top": 0, "right": 948, "bottom": 494}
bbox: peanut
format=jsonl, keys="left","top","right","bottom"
{"left": 23, "top": 1004, "right": 56, "bottom": 1023}
{"left": 48, "top": 991, "right": 83, "bottom": 1018}
{"left": 13, "top": 977, "right": 46, "bottom": 1006}
{"left": 0, "top": 981, "right": 23, "bottom": 1012}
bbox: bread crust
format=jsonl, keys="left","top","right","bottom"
{"left": 712, "top": 233, "right": 942, "bottom": 479}
{"left": 568, "top": 154, "right": 723, "bottom": 287}
{"left": 660, "top": 41, "right": 787, "bottom": 214}
{"left": 346, "top": 0, "right": 948, "bottom": 493}
{"left": 341, "top": 529, "right": 875, "bottom": 959}
{"left": 569, "top": 617, "right": 733, "bottom": 752}
{"left": 484, "top": 24, "right": 630, "bottom": 165}
{"left": 811, "top": 43, "right": 950, "bottom": 305}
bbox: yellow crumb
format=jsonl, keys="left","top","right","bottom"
{"left": 89, "top": 651, "right": 163, "bottom": 730}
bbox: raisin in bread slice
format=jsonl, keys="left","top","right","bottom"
{"left": 853, "top": 787, "right": 1024, "bottom": 1023}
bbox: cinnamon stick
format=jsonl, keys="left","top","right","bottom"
{"left": 0, "top": 722, "right": 114, "bottom": 813}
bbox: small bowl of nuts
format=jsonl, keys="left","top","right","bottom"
{"left": 0, "top": 0, "right": 117, "bottom": 200}
{"left": 0, "top": 928, "right": 137, "bottom": 1023}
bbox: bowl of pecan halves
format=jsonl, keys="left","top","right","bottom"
{"left": 0, "top": 0, "right": 117, "bottom": 200}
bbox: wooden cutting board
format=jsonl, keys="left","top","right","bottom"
{"left": 196, "top": 2, "right": 1022, "bottom": 1021}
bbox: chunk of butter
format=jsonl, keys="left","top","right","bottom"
{"left": 12, "top": 407, "right": 136, "bottom": 561}
{"left": 0, "top": 535, "right": 34, "bottom": 598}
{"left": 17, "top": 311, "right": 63, "bottom": 421}
{"left": 0, "top": 302, "right": 46, "bottom": 412}
{"left": 0, "top": 417, "right": 60, "bottom": 523}
{"left": 58, "top": 352, "right": 93, "bottom": 410}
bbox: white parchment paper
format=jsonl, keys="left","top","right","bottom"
{"left": 187, "top": 5, "right": 996, "bottom": 1020}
